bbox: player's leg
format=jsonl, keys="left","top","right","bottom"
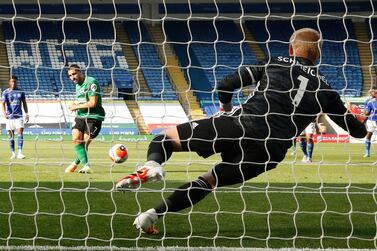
{"left": 15, "top": 127, "right": 25, "bottom": 159}
{"left": 134, "top": 139, "right": 285, "bottom": 234}
{"left": 132, "top": 117, "right": 250, "bottom": 233}
{"left": 299, "top": 136, "right": 307, "bottom": 161}
{"left": 76, "top": 133, "right": 92, "bottom": 173}
{"left": 76, "top": 118, "right": 102, "bottom": 174}
{"left": 364, "top": 132, "right": 372, "bottom": 157}
{"left": 134, "top": 171, "right": 214, "bottom": 234}
{"left": 7, "top": 129, "right": 16, "bottom": 159}
{"left": 65, "top": 118, "right": 86, "bottom": 173}
{"left": 6, "top": 118, "right": 16, "bottom": 159}
{"left": 115, "top": 126, "right": 181, "bottom": 189}
{"left": 364, "top": 120, "right": 374, "bottom": 157}
{"left": 116, "top": 115, "right": 241, "bottom": 189}
{"left": 306, "top": 133, "right": 314, "bottom": 162}
{"left": 15, "top": 118, "right": 26, "bottom": 159}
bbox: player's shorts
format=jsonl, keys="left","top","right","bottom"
{"left": 299, "top": 122, "right": 315, "bottom": 136}
{"left": 72, "top": 117, "right": 102, "bottom": 139}
{"left": 305, "top": 122, "right": 316, "bottom": 135}
{"left": 366, "top": 120, "right": 377, "bottom": 133}
{"left": 176, "top": 115, "right": 288, "bottom": 187}
{"left": 5, "top": 118, "right": 24, "bottom": 131}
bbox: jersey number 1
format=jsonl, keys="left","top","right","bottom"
{"left": 293, "top": 75, "right": 309, "bottom": 107}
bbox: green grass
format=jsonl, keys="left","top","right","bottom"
{"left": 0, "top": 136, "right": 376, "bottom": 249}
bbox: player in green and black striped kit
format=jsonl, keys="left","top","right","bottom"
{"left": 65, "top": 64, "right": 105, "bottom": 174}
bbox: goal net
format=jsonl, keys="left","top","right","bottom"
{"left": 0, "top": 1, "right": 376, "bottom": 250}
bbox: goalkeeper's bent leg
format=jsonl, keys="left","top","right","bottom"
{"left": 153, "top": 160, "right": 272, "bottom": 216}
{"left": 154, "top": 176, "right": 212, "bottom": 215}
{"left": 147, "top": 134, "right": 173, "bottom": 165}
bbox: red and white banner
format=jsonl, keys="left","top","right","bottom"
{"left": 314, "top": 134, "right": 350, "bottom": 143}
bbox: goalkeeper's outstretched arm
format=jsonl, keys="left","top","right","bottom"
{"left": 217, "top": 66, "right": 263, "bottom": 105}
{"left": 322, "top": 93, "right": 367, "bottom": 138}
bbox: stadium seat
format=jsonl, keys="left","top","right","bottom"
{"left": 4, "top": 21, "right": 133, "bottom": 100}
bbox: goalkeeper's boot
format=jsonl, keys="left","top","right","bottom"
{"left": 133, "top": 208, "right": 159, "bottom": 235}
{"left": 78, "top": 164, "right": 93, "bottom": 174}
{"left": 65, "top": 162, "right": 78, "bottom": 173}
{"left": 115, "top": 161, "right": 164, "bottom": 189}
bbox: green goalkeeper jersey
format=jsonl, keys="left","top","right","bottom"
{"left": 75, "top": 76, "right": 105, "bottom": 121}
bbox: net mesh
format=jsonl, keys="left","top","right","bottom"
{"left": 0, "top": 0, "right": 376, "bottom": 250}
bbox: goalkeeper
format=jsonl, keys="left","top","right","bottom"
{"left": 64, "top": 64, "right": 105, "bottom": 174}
{"left": 116, "top": 28, "right": 367, "bottom": 234}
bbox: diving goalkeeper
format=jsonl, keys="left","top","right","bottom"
{"left": 116, "top": 28, "right": 367, "bottom": 234}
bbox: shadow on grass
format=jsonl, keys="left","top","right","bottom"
{"left": 0, "top": 182, "right": 376, "bottom": 249}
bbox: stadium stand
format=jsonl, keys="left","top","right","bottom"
{"left": 370, "top": 19, "right": 377, "bottom": 75}
{"left": 165, "top": 20, "right": 259, "bottom": 115}
{"left": 246, "top": 19, "right": 363, "bottom": 96}
{"left": 2, "top": 19, "right": 364, "bottom": 102}
{"left": 123, "top": 21, "right": 177, "bottom": 100}
{"left": 4, "top": 21, "right": 133, "bottom": 99}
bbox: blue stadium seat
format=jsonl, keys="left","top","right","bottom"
{"left": 123, "top": 21, "right": 177, "bottom": 101}
{"left": 246, "top": 19, "right": 362, "bottom": 96}
{"left": 4, "top": 21, "right": 133, "bottom": 99}
{"left": 165, "top": 20, "right": 258, "bottom": 102}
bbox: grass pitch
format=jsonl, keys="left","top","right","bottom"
{"left": 0, "top": 135, "right": 376, "bottom": 249}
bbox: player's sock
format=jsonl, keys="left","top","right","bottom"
{"left": 307, "top": 143, "right": 314, "bottom": 159}
{"left": 75, "top": 144, "right": 88, "bottom": 166}
{"left": 147, "top": 134, "right": 173, "bottom": 165}
{"left": 74, "top": 158, "right": 81, "bottom": 165}
{"left": 9, "top": 136, "right": 15, "bottom": 153}
{"left": 154, "top": 177, "right": 212, "bottom": 215}
{"left": 365, "top": 139, "right": 371, "bottom": 156}
{"left": 299, "top": 140, "right": 307, "bottom": 156}
{"left": 17, "top": 135, "right": 24, "bottom": 152}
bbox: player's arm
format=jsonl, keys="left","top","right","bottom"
{"left": 321, "top": 92, "right": 366, "bottom": 138}
{"left": 22, "top": 95, "right": 29, "bottom": 123}
{"left": 2, "top": 94, "right": 8, "bottom": 119}
{"left": 364, "top": 102, "right": 371, "bottom": 117}
{"left": 2, "top": 100, "right": 7, "bottom": 119}
{"left": 69, "top": 81, "right": 99, "bottom": 111}
{"left": 69, "top": 96, "right": 98, "bottom": 111}
{"left": 217, "top": 65, "right": 264, "bottom": 111}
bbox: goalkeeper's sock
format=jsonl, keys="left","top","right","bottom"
{"left": 75, "top": 144, "right": 88, "bottom": 166}
{"left": 9, "top": 136, "right": 15, "bottom": 153}
{"left": 154, "top": 177, "right": 212, "bottom": 215}
{"left": 147, "top": 134, "right": 173, "bottom": 165}
{"left": 299, "top": 140, "right": 307, "bottom": 156}
{"left": 365, "top": 139, "right": 371, "bottom": 156}
{"left": 307, "top": 143, "right": 314, "bottom": 159}
{"left": 17, "top": 135, "right": 24, "bottom": 151}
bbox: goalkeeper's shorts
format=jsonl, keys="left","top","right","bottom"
{"left": 177, "top": 115, "right": 287, "bottom": 161}
{"left": 177, "top": 115, "right": 287, "bottom": 186}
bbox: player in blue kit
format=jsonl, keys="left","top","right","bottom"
{"left": 2, "top": 76, "right": 29, "bottom": 159}
{"left": 299, "top": 122, "right": 316, "bottom": 163}
{"left": 363, "top": 88, "right": 377, "bottom": 157}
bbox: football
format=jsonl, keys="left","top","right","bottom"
{"left": 109, "top": 144, "right": 128, "bottom": 163}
